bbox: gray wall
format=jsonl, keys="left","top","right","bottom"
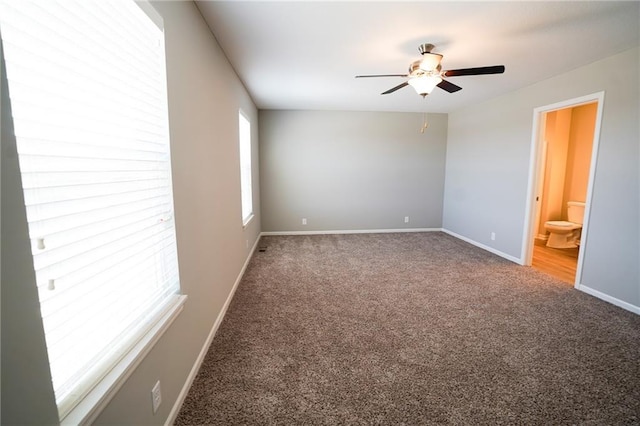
{"left": 1, "top": 1, "right": 261, "bottom": 424}
{"left": 260, "top": 110, "right": 447, "bottom": 232}
{"left": 443, "top": 47, "right": 639, "bottom": 308}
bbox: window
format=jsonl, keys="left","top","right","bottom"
{"left": 0, "top": 0, "right": 184, "bottom": 421}
{"left": 239, "top": 110, "right": 253, "bottom": 225}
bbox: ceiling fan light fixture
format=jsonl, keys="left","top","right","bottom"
{"left": 408, "top": 75, "right": 442, "bottom": 96}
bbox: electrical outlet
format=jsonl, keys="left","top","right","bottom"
{"left": 491, "top": 232, "right": 496, "bottom": 241}
{"left": 404, "top": 216, "right": 410, "bottom": 223}
{"left": 151, "top": 380, "right": 162, "bottom": 414}
{"left": 302, "top": 218, "right": 307, "bottom": 225}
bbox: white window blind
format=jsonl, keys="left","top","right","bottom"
{"left": 239, "top": 110, "right": 253, "bottom": 224}
{"left": 0, "top": 0, "right": 181, "bottom": 419}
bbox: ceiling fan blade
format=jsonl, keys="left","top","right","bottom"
{"left": 437, "top": 79, "right": 463, "bottom": 93}
{"left": 355, "top": 74, "right": 408, "bottom": 78}
{"left": 381, "top": 81, "right": 409, "bottom": 95}
{"left": 443, "top": 65, "right": 505, "bottom": 77}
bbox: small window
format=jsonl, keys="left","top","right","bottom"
{"left": 239, "top": 110, "right": 253, "bottom": 225}
{"left": 1, "top": 0, "right": 183, "bottom": 420}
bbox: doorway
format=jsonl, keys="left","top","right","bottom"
{"left": 522, "top": 92, "right": 605, "bottom": 286}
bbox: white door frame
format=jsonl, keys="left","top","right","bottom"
{"left": 521, "top": 91, "right": 605, "bottom": 287}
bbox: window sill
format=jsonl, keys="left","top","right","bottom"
{"left": 242, "top": 214, "right": 255, "bottom": 229}
{"left": 60, "top": 294, "right": 188, "bottom": 425}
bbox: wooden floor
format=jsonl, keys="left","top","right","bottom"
{"left": 531, "top": 239, "right": 579, "bottom": 284}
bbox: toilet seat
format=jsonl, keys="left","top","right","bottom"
{"left": 545, "top": 220, "right": 580, "bottom": 230}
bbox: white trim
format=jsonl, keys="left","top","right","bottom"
{"left": 442, "top": 229, "right": 522, "bottom": 265}
{"left": 62, "top": 295, "right": 188, "bottom": 425}
{"left": 242, "top": 213, "right": 255, "bottom": 229}
{"left": 573, "top": 95, "right": 605, "bottom": 286}
{"left": 522, "top": 92, "right": 605, "bottom": 285}
{"left": 134, "top": 0, "right": 163, "bottom": 30}
{"left": 522, "top": 110, "right": 545, "bottom": 265}
{"left": 261, "top": 228, "right": 442, "bottom": 236}
{"left": 238, "top": 108, "right": 253, "bottom": 225}
{"left": 166, "top": 237, "right": 261, "bottom": 426}
{"left": 576, "top": 284, "right": 640, "bottom": 315}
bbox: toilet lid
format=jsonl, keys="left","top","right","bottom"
{"left": 546, "top": 220, "right": 578, "bottom": 227}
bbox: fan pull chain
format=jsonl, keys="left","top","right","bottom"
{"left": 420, "top": 113, "right": 429, "bottom": 133}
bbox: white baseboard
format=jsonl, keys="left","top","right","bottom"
{"left": 165, "top": 237, "right": 261, "bottom": 426}
{"left": 575, "top": 284, "right": 640, "bottom": 315}
{"left": 261, "top": 228, "right": 442, "bottom": 236}
{"left": 441, "top": 228, "right": 523, "bottom": 265}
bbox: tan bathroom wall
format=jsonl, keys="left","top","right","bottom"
{"left": 563, "top": 102, "right": 597, "bottom": 210}
{"left": 538, "top": 108, "right": 572, "bottom": 232}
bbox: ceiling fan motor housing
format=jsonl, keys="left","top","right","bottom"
{"left": 418, "top": 43, "right": 435, "bottom": 54}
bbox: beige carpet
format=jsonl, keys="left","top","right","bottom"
{"left": 175, "top": 232, "right": 640, "bottom": 425}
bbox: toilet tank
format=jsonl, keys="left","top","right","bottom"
{"left": 567, "top": 201, "right": 586, "bottom": 224}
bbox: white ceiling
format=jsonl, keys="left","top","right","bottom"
{"left": 195, "top": 1, "right": 639, "bottom": 113}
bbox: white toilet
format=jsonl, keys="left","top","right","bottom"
{"left": 544, "top": 201, "right": 585, "bottom": 249}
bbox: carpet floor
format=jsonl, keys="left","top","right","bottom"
{"left": 175, "top": 232, "right": 640, "bottom": 425}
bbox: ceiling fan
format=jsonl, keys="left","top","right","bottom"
{"left": 356, "top": 43, "right": 505, "bottom": 97}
